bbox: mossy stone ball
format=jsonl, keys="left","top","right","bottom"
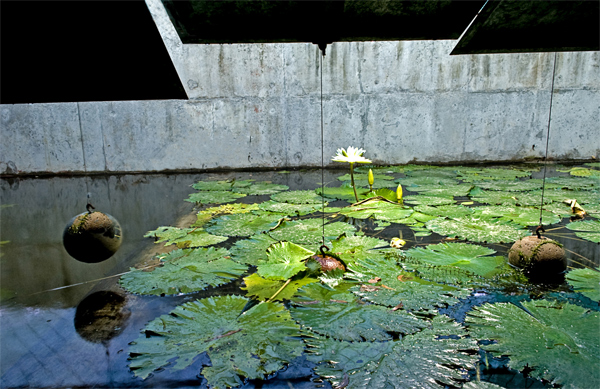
{"left": 508, "top": 235, "right": 566, "bottom": 281}
{"left": 63, "top": 211, "right": 122, "bottom": 263}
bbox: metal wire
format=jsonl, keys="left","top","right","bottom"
{"left": 320, "top": 50, "right": 325, "bottom": 245}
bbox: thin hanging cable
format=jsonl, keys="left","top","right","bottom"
{"left": 320, "top": 51, "right": 325, "bottom": 245}
{"left": 538, "top": 52, "right": 558, "bottom": 228}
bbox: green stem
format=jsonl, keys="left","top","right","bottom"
{"left": 350, "top": 163, "right": 359, "bottom": 203}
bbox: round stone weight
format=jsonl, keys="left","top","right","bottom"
{"left": 508, "top": 235, "right": 566, "bottom": 282}
{"left": 63, "top": 211, "right": 122, "bottom": 263}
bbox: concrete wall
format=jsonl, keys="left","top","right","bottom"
{"left": 1, "top": 0, "right": 598, "bottom": 175}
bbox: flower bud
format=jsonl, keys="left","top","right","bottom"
{"left": 396, "top": 183, "right": 403, "bottom": 202}
{"left": 368, "top": 169, "right": 374, "bottom": 187}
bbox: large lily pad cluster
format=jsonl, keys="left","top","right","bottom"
{"left": 121, "top": 164, "right": 599, "bottom": 388}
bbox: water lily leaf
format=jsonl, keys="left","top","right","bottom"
{"left": 426, "top": 215, "right": 529, "bottom": 243}
{"left": 470, "top": 190, "right": 553, "bottom": 206}
{"left": 396, "top": 176, "right": 459, "bottom": 188}
{"left": 185, "top": 190, "right": 246, "bottom": 205}
{"left": 405, "top": 242, "right": 506, "bottom": 277}
{"left": 343, "top": 179, "right": 395, "bottom": 189}
{"left": 548, "top": 189, "right": 600, "bottom": 205}
{"left": 409, "top": 183, "right": 473, "bottom": 197}
{"left": 463, "top": 382, "right": 505, "bottom": 389}
{"left": 241, "top": 273, "right": 318, "bottom": 301}
{"left": 256, "top": 242, "right": 313, "bottom": 280}
{"left": 270, "top": 190, "right": 326, "bottom": 204}
{"left": 337, "top": 172, "right": 394, "bottom": 182}
{"left": 258, "top": 200, "right": 324, "bottom": 216}
{"left": 205, "top": 213, "right": 282, "bottom": 237}
{"left": 557, "top": 167, "right": 600, "bottom": 177}
{"left": 144, "top": 226, "right": 228, "bottom": 248}
{"left": 191, "top": 180, "right": 235, "bottom": 191}
{"left": 565, "top": 267, "right": 600, "bottom": 302}
{"left": 405, "top": 168, "right": 459, "bottom": 178}
{"left": 346, "top": 256, "right": 470, "bottom": 311}
{"left": 414, "top": 204, "right": 474, "bottom": 219}
{"left": 585, "top": 162, "right": 600, "bottom": 168}
{"left": 316, "top": 185, "right": 368, "bottom": 202}
{"left": 291, "top": 283, "right": 426, "bottom": 341}
{"left": 457, "top": 167, "right": 534, "bottom": 181}
{"left": 268, "top": 218, "right": 356, "bottom": 247}
{"left": 542, "top": 202, "right": 575, "bottom": 218}
{"left": 306, "top": 315, "right": 478, "bottom": 389}
{"left": 232, "top": 181, "right": 289, "bottom": 195}
{"left": 565, "top": 219, "right": 600, "bottom": 243}
{"left": 120, "top": 248, "right": 247, "bottom": 295}
{"left": 545, "top": 176, "right": 599, "bottom": 190}
{"left": 338, "top": 199, "right": 413, "bottom": 221}
{"left": 228, "top": 234, "right": 277, "bottom": 265}
{"left": 193, "top": 203, "right": 260, "bottom": 227}
{"left": 128, "top": 295, "right": 304, "bottom": 388}
{"left": 403, "top": 195, "right": 455, "bottom": 206}
{"left": 473, "top": 179, "right": 560, "bottom": 192}
{"left": 471, "top": 206, "right": 561, "bottom": 227}
{"left": 329, "top": 234, "right": 388, "bottom": 266}
{"left": 466, "top": 299, "right": 600, "bottom": 389}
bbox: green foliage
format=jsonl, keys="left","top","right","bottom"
{"left": 470, "top": 190, "right": 553, "bottom": 206}
{"left": 457, "top": 167, "right": 534, "bottom": 181}
{"left": 144, "top": 226, "right": 228, "bottom": 248}
{"left": 256, "top": 241, "right": 313, "bottom": 280}
{"left": 426, "top": 215, "right": 529, "bottom": 243}
{"left": 268, "top": 218, "right": 356, "bottom": 247}
{"left": 565, "top": 219, "right": 600, "bottom": 243}
{"left": 291, "top": 283, "right": 426, "bottom": 341}
{"left": 466, "top": 299, "right": 600, "bottom": 388}
{"left": 329, "top": 234, "right": 388, "bottom": 266}
{"left": 472, "top": 206, "right": 561, "bottom": 227}
{"left": 409, "top": 183, "right": 474, "bottom": 197}
{"left": 241, "top": 273, "right": 318, "bottom": 301}
{"left": 232, "top": 181, "right": 289, "bottom": 195}
{"left": 414, "top": 204, "right": 474, "bottom": 219}
{"left": 316, "top": 185, "right": 368, "bottom": 202}
{"left": 191, "top": 180, "right": 236, "bottom": 191}
{"left": 405, "top": 243, "right": 506, "bottom": 277}
{"left": 185, "top": 190, "right": 246, "bottom": 205}
{"left": 205, "top": 213, "right": 281, "bottom": 237}
{"left": 346, "top": 256, "right": 470, "bottom": 311}
{"left": 403, "top": 195, "right": 456, "bottom": 206}
{"left": 228, "top": 233, "right": 277, "bottom": 265}
{"left": 396, "top": 176, "right": 459, "bottom": 187}
{"left": 119, "top": 248, "right": 247, "bottom": 295}
{"left": 306, "top": 315, "right": 478, "bottom": 389}
{"left": 129, "top": 295, "right": 304, "bottom": 388}
{"left": 338, "top": 199, "right": 413, "bottom": 221}
{"left": 270, "top": 190, "right": 325, "bottom": 204}
{"left": 545, "top": 176, "right": 599, "bottom": 190}
{"left": 473, "top": 179, "right": 560, "bottom": 192}
{"left": 193, "top": 203, "right": 260, "bottom": 227}
{"left": 337, "top": 172, "right": 394, "bottom": 182}
{"left": 566, "top": 267, "right": 600, "bottom": 301}
{"left": 258, "top": 200, "right": 323, "bottom": 216}
{"left": 557, "top": 166, "right": 600, "bottom": 177}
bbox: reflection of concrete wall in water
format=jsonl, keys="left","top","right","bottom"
{"left": 0, "top": 0, "right": 598, "bottom": 175}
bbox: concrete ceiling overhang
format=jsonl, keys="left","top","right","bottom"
{"left": 161, "top": 0, "right": 488, "bottom": 47}
{"left": 451, "top": 0, "right": 600, "bottom": 55}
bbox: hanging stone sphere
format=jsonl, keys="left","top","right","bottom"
{"left": 311, "top": 254, "right": 345, "bottom": 272}
{"left": 508, "top": 235, "right": 566, "bottom": 282}
{"left": 63, "top": 211, "right": 122, "bottom": 263}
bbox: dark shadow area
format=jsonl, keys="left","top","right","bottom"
{"left": 1, "top": 0, "right": 187, "bottom": 104}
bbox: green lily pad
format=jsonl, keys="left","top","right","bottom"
{"left": 193, "top": 203, "right": 260, "bottom": 227}
{"left": 414, "top": 204, "right": 474, "bottom": 219}
{"left": 119, "top": 248, "right": 247, "bottom": 295}
{"left": 545, "top": 177, "right": 599, "bottom": 190}
{"left": 232, "top": 181, "right": 289, "bottom": 195}
{"left": 549, "top": 189, "right": 600, "bottom": 205}
{"left": 270, "top": 190, "right": 326, "bottom": 204}
{"left": 144, "top": 226, "right": 228, "bottom": 248}
{"left": 315, "top": 185, "right": 368, "bottom": 202}
{"left": 205, "top": 213, "right": 282, "bottom": 237}
{"left": 338, "top": 199, "right": 413, "bottom": 221}
{"left": 557, "top": 167, "right": 600, "bottom": 177}
{"left": 457, "top": 167, "right": 534, "bottom": 181}
{"left": 470, "top": 190, "right": 553, "bottom": 206}
{"left": 337, "top": 172, "right": 395, "bottom": 182}
{"left": 425, "top": 215, "right": 529, "bottom": 243}
{"left": 256, "top": 241, "right": 313, "bottom": 280}
{"left": 191, "top": 180, "right": 235, "bottom": 191}
{"left": 405, "top": 242, "right": 506, "bottom": 277}
{"left": 472, "top": 206, "right": 562, "bottom": 226}
{"left": 268, "top": 218, "right": 356, "bottom": 247}
{"left": 258, "top": 200, "right": 324, "bottom": 216}
{"left": 466, "top": 299, "right": 600, "bottom": 389}
{"left": 409, "top": 183, "right": 474, "bottom": 197}
{"left": 128, "top": 295, "right": 304, "bottom": 388}
{"left": 185, "top": 190, "right": 246, "bottom": 205}
{"left": 241, "top": 273, "right": 318, "bottom": 301}
{"left": 396, "top": 176, "right": 459, "bottom": 188}
{"left": 291, "top": 283, "right": 426, "bottom": 341}
{"left": 565, "top": 267, "right": 600, "bottom": 302}
{"left": 585, "top": 162, "right": 600, "bottom": 168}
{"left": 565, "top": 219, "right": 600, "bottom": 243}
{"left": 346, "top": 256, "right": 471, "bottom": 311}
{"left": 306, "top": 315, "right": 478, "bottom": 389}
{"left": 405, "top": 168, "right": 459, "bottom": 178}
{"left": 403, "top": 195, "right": 456, "bottom": 206}
{"left": 228, "top": 233, "right": 277, "bottom": 265}
{"left": 473, "top": 179, "right": 560, "bottom": 192}
{"left": 329, "top": 234, "right": 388, "bottom": 266}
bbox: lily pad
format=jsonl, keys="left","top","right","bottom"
{"left": 472, "top": 206, "right": 561, "bottom": 227}
{"left": 403, "top": 195, "right": 455, "bottom": 206}
{"left": 557, "top": 167, "right": 600, "bottom": 177}
{"left": 338, "top": 199, "right": 413, "bottom": 221}
{"left": 128, "top": 295, "right": 304, "bottom": 388}
{"left": 193, "top": 203, "right": 260, "bottom": 227}
{"left": 291, "top": 283, "right": 426, "bottom": 341}
{"left": 306, "top": 315, "right": 478, "bottom": 389}
{"left": 466, "top": 299, "right": 600, "bottom": 389}
{"left": 329, "top": 234, "right": 388, "bottom": 266}
{"left": 191, "top": 180, "right": 235, "bottom": 191}
{"left": 409, "top": 184, "right": 474, "bottom": 197}
{"left": 565, "top": 267, "right": 600, "bottom": 302}
{"left": 232, "top": 181, "right": 289, "bottom": 195}
{"left": 457, "top": 167, "right": 534, "bottom": 181}
{"left": 268, "top": 218, "right": 356, "bottom": 247}
{"left": 316, "top": 185, "right": 368, "bottom": 202}
{"left": 270, "top": 190, "right": 326, "bottom": 204}
{"left": 256, "top": 241, "right": 313, "bottom": 280}
{"left": 258, "top": 200, "right": 323, "bottom": 216}
{"left": 337, "top": 172, "right": 394, "bottom": 182}
{"left": 414, "top": 204, "right": 473, "bottom": 219}
{"left": 473, "top": 179, "right": 559, "bottom": 192}
{"left": 119, "top": 248, "right": 247, "bottom": 295}
{"left": 405, "top": 243, "right": 506, "bottom": 277}
{"left": 185, "top": 190, "right": 246, "bottom": 205}
{"left": 545, "top": 177, "right": 599, "bottom": 190}
{"left": 425, "top": 215, "right": 529, "bottom": 243}
{"left": 470, "top": 190, "right": 553, "bottom": 206}
{"left": 241, "top": 273, "right": 318, "bottom": 301}
{"left": 205, "top": 213, "right": 282, "bottom": 237}
{"left": 565, "top": 219, "right": 600, "bottom": 243}
{"left": 144, "top": 226, "right": 228, "bottom": 248}
{"left": 228, "top": 234, "right": 278, "bottom": 265}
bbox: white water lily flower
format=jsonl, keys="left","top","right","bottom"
{"left": 331, "top": 146, "right": 372, "bottom": 164}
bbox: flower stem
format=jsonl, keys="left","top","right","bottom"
{"left": 350, "top": 163, "right": 359, "bottom": 203}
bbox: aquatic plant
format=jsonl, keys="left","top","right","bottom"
{"left": 332, "top": 146, "right": 372, "bottom": 202}
{"left": 565, "top": 266, "right": 600, "bottom": 301}
{"left": 566, "top": 219, "right": 600, "bottom": 243}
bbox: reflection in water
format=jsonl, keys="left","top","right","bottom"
{"left": 74, "top": 291, "right": 130, "bottom": 344}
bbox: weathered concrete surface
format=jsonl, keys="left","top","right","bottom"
{"left": 0, "top": 0, "right": 597, "bottom": 175}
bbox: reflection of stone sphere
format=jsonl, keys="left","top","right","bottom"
{"left": 74, "top": 291, "right": 130, "bottom": 343}
{"left": 508, "top": 235, "right": 566, "bottom": 282}
{"left": 63, "top": 211, "right": 122, "bottom": 263}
